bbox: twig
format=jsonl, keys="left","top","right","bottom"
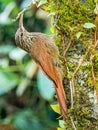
{"left": 70, "top": 80, "right": 74, "bottom": 108}
{"left": 72, "top": 26, "right": 98, "bottom": 78}
{"left": 92, "top": 28, "right": 98, "bottom": 102}
{"left": 72, "top": 77, "right": 75, "bottom": 96}
{"left": 72, "top": 47, "right": 91, "bottom": 78}
{"left": 93, "top": 22, "right": 98, "bottom": 101}
{"left": 70, "top": 117, "right": 77, "bottom": 130}
{"left": 13, "top": 2, "right": 32, "bottom": 22}
{"left": 0, "top": 65, "right": 24, "bottom": 72}
{"left": 90, "top": 54, "right": 96, "bottom": 86}
{"left": 64, "top": 38, "right": 73, "bottom": 56}
{"left": 55, "top": 25, "right": 65, "bottom": 45}
{"left": 94, "top": 39, "right": 98, "bottom": 48}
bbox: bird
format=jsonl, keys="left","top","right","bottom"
{"left": 15, "top": 13, "right": 67, "bottom": 119}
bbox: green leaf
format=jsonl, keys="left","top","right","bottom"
{"left": 83, "top": 23, "right": 95, "bottom": 29}
{"left": 16, "top": 61, "right": 37, "bottom": 96}
{"left": 67, "top": 71, "right": 73, "bottom": 79}
{"left": 0, "top": 45, "right": 14, "bottom": 55}
{"left": 0, "top": 71, "right": 19, "bottom": 95}
{"left": 25, "top": 61, "right": 37, "bottom": 78}
{"left": 9, "top": 47, "right": 27, "bottom": 61}
{"left": 76, "top": 32, "right": 82, "bottom": 39}
{"left": 59, "top": 120, "right": 65, "bottom": 129}
{"left": 37, "top": 0, "right": 47, "bottom": 7}
{"left": 4, "top": 109, "right": 57, "bottom": 130}
{"left": 50, "top": 26, "right": 55, "bottom": 34}
{"left": 0, "top": 58, "right": 9, "bottom": 67}
{"left": 16, "top": 78, "right": 30, "bottom": 97}
{"left": 37, "top": 70, "right": 55, "bottom": 100}
{"left": 50, "top": 104, "right": 61, "bottom": 114}
{"left": 57, "top": 127, "right": 63, "bottom": 130}
{"left": 13, "top": 110, "right": 42, "bottom": 130}
{"left": 94, "top": 1, "right": 98, "bottom": 14}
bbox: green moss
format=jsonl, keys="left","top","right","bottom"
{"left": 44, "top": 0, "right": 98, "bottom": 129}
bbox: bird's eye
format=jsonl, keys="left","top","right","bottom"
{"left": 21, "top": 33, "right": 23, "bottom": 36}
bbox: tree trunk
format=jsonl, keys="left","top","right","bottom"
{"left": 46, "top": 0, "right": 98, "bottom": 129}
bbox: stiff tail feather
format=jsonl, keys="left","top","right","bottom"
{"left": 37, "top": 56, "right": 67, "bottom": 118}
{"left": 54, "top": 80, "right": 67, "bottom": 119}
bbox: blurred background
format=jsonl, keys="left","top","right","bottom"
{"left": 0, "top": 0, "right": 59, "bottom": 129}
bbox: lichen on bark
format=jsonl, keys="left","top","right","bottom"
{"left": 45, "top": 0, "right": 98, "bottom": 129}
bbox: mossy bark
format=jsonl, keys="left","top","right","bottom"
{"left": 45, "top": 0, "right": 98, "bottom": 129}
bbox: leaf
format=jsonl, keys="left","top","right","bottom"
{"left": 0, "top": 2, "right": 15, "bottom": 25}
{"left": 76, "top": 32, "right": 82, "bottom": 39}
{"left": 4, "top": 109, "right": 57, "bottom": 130}
{"left": 16, "top": 61, "right": 37, "bottom": 96}
{"left": 94, "top": 2, "right": 98, "bottom": 14}
{"left": 37, "top": 70, "right": 55, "bottom": 100}
{"left": 83, "top": 23, "right": 95, "bottom": 29}
{"left": 50, "top": 26, "right": 55, "bottom": 34}
{"left": 57, "top": 127, "right": 63, "bottom": 130}
{"left": 37, "top": 0, "right": 47, "bottom": 7}
{"left": 0, "top": 58, "right": 9, "bottom": 67}
{"left": 25, "top": 61, "right": 37, "bottom": 78}
{"left": 0, "top": 45, "right": 14, "bottom": 55}
{"left": 16, "top": 78, "right": 30, "bottom": 97}
{"left": 0, "top": 71, "right": 19, "bottom": 95}
{"left": 59, "top": 120, "right": 65, "bottom": 129}
{"left": 9, "top": 47, "right": 27, "bottom": 61}
{"left": 50, "top": 104, "right": 61, "bottom": 114}
{"left": 67, "top": 71, "right": 73, "bottom": 79}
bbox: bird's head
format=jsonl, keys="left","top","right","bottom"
{"left": 15, "top": 13, "right": 27, "bottom": 49}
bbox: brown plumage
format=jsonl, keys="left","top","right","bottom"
{"left": 15, "top": 13, "right": 67, "bottom": 119}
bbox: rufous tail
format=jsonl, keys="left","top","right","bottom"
{"left": 54, "top": 80, "right": 67, "bottom": 119}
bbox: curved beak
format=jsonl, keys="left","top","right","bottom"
{"left": 19, "top": 13, "right": 24, "bottom": 29}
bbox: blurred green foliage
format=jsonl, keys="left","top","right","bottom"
{"left": 0, "top": 0, "right": 58, "bottom": 130}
